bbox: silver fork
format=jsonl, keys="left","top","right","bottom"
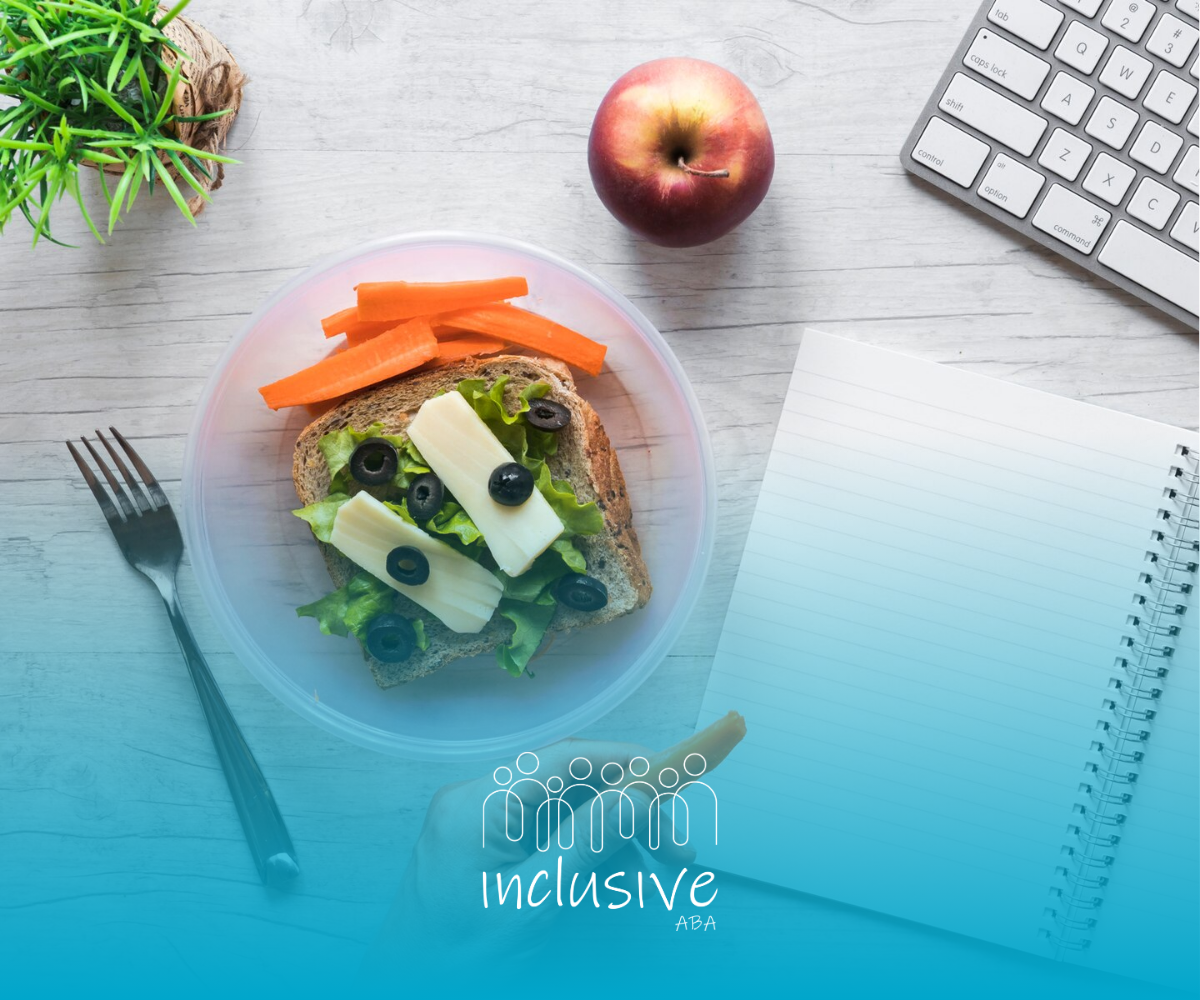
{"left": 67, "top": 428, "right": 299, "bottom": 888}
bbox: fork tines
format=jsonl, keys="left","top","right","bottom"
{"left": 66, "top": 427, "right": 168, "bottom": 522}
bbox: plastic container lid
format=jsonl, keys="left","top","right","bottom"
{"left": 182, "top": 232, "right": 716, "bottom": 760}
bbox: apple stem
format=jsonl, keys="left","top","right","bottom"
{"left": 677, "top": 156, "right": 730, "bottom": 179}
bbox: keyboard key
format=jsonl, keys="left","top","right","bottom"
{"left": 964, "top": 29, "right": 1053, "bottom": 99}
{"left": 1085, "top": 96, "right": 1141, "bottom": 147}
{"left": 1142, "top": 71, "right": 1197, "bottom": 124}
{"left": 1059, "top": 0, "right": 1103, "bottom": 15}
{"left": 939, "top": 73, "right": 1049, "bottom": 156}
{"left": 1146, "top": 14, "right": 1199, "bottom": 69}
{"left": 1101, "top": 0, "right": 1155, "bottom": 43}
{"left": 988, "top": 0, "right": 1064, "bottom": 49}
{"left": 1032, "top": 183, "right": 1112, "bottom": 253}
{"left": 1038, "top": 127, "right": 1095, "bottom": 179}
{"left": 1099, "top": 46, "right": 1153, "bottom": 99}
{"left": 1056, "top": 20, "right": 1109, "bottom": 74}
{"left": 1041, "top": 71, "right": 1096, "bottom": 123}
{"left": 1190, "top": 110, "right": 1199, "bottom": 135}
{"left": 1098, "top": 221, "right": 1200, "bottom": 314}
{"left": 978, "top": 153, "right": 1048, "bottom": 216}
{"left": 1083, "top": 151, "right": 1138, "bottom": 203}
{"left": 1130, "top": 121, "right": 1186, "bottom": 172}
{"left": 1174, "top": 144, "right": 1200, "bottom": 191}
{"left": 910, "top": 117, "right": 992, "bottom": 186}
{"left": 1177, "top": 0, "right": 1200, "bottom": 18}
{"left": 1127, "top": 177, "right": 1182, "bottom": 228}
{"left": 1170, "top": 201, "right": 1199, "bottom": 250}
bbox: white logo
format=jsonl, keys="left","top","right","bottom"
{"left": 482, "top": 751, "right": 718, "bottom": 852}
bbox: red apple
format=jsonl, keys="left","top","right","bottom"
{"left": 587, "top": 57, "right": 774, "bottom": 248}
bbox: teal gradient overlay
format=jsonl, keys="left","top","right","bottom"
{"left": 4, "top": 637, "right": 1195, "bottom": 999}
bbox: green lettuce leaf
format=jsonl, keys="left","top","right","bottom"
{"left": 382, "top": 499, "right": 418, "bottom": 525}
{"left": 293, "top": 493, "right": 352, "bottom": 542}
{"left": 496, "top": 597, "right": 558, "bottom": 677}
{"left": 457, "top": 377, "right": 559, "bottom": 464}
{"left": 425, "top": 500, "right": 487, "bottom": 553}
{"left": 412, "top": 619, "right": 430, "bottom": 652}
{"left": 534, "top": 464, "right": 604, "bottom": 536}
{"left": 297, "top": 571, "right": 395, "bottom": 639}
{"left": 497, "top": 537, "right": 586, "bottom": 602}
{"left": 519, "top": 383, "right": 560, "bottom": 459}
{"left": 318, "top": 423, "right": 428, "bottom": 493}
{"left": 549, "top": 536, "right": 587, "bottom": 573}
{"left": 296, "top": 569, "right": 429, "bottom": 652}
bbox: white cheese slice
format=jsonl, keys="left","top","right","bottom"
{"left": 329, "top": 492, "right": 503, "bottom": 634}
{"left": 406, "top": 391, "right": 562, "bottom": 576}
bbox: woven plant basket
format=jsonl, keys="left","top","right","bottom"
{"left": 92, "top": 10, "right": 245, "bottom": 214}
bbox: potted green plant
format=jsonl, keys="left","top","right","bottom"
{"left": 0, "top": 0, "right": 245, "bottom": 245}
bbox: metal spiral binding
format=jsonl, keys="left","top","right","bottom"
{"left": 1041, "top": 446, "right": 1199, "bottom": 956}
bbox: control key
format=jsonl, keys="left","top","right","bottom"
{"left": 910, "top": 116, "right": 991, "bottom": 187}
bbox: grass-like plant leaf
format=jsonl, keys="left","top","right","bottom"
{"left": 0, "top": 0, "right": 238, "bottom": 245}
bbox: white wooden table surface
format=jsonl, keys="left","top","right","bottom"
{"left": 2, "top": 0, "right": 1196, "bottom": 990}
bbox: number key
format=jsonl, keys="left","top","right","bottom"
{"left": 1101, "top": 0, "right": 1156, "bottom": 44}
{"left": 1146, "top": 14, "right": 1199, "bottom": 70}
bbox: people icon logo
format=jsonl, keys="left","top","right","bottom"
{"left": 482, "top": 750, "right": 718, "bottom": 852}
{"left": 479, "top": 750, "right": 720, "bottom": 916}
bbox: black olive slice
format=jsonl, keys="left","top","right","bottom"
{"left": 364, "top": 613, "right": 416, "bottom": 663}
{"left": 555, "top": 574, "right": 608, "bottom": 612}
{"left": 407, "top": 472, "right": 445, "bottom": 520}
{"left": 526, "top": 398, "right": 571, "bottom": 432}
{"left": 386, "top": 546, "right": 430, "bottom": 586}
{"left": 349, "top": 438, "right": 399, "bottom": 486}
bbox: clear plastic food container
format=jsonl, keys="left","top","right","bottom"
{"left": 182, "top": 232, "right": 716, "bottom": 760}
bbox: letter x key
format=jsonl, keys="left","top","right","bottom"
{"left": 1083, "top": 153, "right": 1137, "bottom": 206}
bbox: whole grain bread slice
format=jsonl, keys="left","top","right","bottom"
{"left": 293, "top": 355, "right": 651, "bottom": 688}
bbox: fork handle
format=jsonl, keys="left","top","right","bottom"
{"left": 162, "top": 590, "right": 300, "bottom": 887}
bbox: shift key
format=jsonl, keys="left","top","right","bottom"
{"left": 940, "top": 73, "right": 1048, "bottom": 156}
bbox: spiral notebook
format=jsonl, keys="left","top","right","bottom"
{"left": 697, "top": 330, "right": 1198, "bottom": 991}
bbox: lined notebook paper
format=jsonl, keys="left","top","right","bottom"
{"left": 697, "top": 330, "right": 1198, "bottom": 990}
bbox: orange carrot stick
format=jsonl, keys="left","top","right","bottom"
{"left": 320, "top": 306, "right": 357, "bottom": 338}
{"left": 344, "top": 321, "right": 400, "bottom": 349}
{"left": 341, "top": 318, "right": 490, "bottom": 349}
{"left": 259, "top": 319, "right": 438, "bottom": 410}
{"left": 429, "top": 303, "right": 607, "bottom": 376}
{"left": 433, "top": 334, "right": 507, "bottom": 363}
{"left": 355, "top": 277, "right": 529, "bottom": 322}
{"left": 321, "top": 306, "right": 397, "bottom": 342}
{"left": 622, "top": 711, "right": 746, "bottom": 794}
{"left": 411, "top": 335, "right": 508, "bottom": 374}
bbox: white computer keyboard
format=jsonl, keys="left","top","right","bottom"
{"left": 902, "top": 0, "right": 1199, "bottom": 324}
